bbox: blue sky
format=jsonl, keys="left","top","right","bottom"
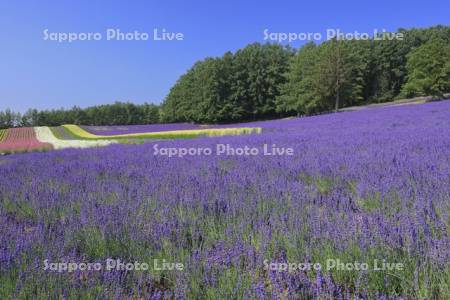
{"left": 0, "top": 0, "right": 448, "bottom": 112}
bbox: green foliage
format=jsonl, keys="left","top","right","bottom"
{"left": 161, "top": 57, "right": 230, "bottom": 123}
{"left": 73, "top": 226, "right": 107, "bottom": 259}
{"left": 0, "top": 102, "right": 161, "bottom": 128}
{"left": 401, "top": 39, "right": 450, "bottom": 98}
{"left": 2, "top": 199, "right": 37, "bottom": 222}
{"left": 161, "top": 43, "right": 294, "bottom": 123}
{"left": 309, "top": 38, "right": 370, "bottom": 112}
{"left": 276, "top": 42, "right": 322, "bottom": 114}
{"left": 0, "top": 109, "right": 22, "bottom": 129}
{"left": 276, "top": 26, "right": 450, "bottom": 115}
{"left": 231, "top": 43, "right": 294, "bottom": 120}
{"left": 356, "top": 192, "right": 381, "bottom": 212}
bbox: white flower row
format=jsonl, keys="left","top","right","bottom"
{"left": 34, "top": 126, "right": 117, "bottom": 149}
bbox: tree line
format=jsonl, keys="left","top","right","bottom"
{"left": 1, "top": 25, "right": 449, "bottom": 128}
{"left": 0, "top": 102, "right": 159, "bottom": 129}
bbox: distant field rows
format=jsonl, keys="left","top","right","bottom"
{"left": 81, "top": 123, "right": 266, "bottom": 135}
{"left": 34, "top": 127, "right": 117, "bottom": 149}
{"left": 82, "top": 123, "right": 205, "bottom": 135}
{"left": 0, "top": 124, "right": 262, "bottom": 154}
{"left": 62, "top": 124, "right": 262, "bottom": 140}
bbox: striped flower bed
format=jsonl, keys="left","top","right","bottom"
{"left": 0, "top": 127, "right": 52, "bottom": 154}
{"left": 35, "top": 127, "right": 117, "bottom": 149}
{"left": 0, "top": 125, "right": 262, "bottom": 154}
{"left": 63, "top": 124, "right": 262, "bottom": 140}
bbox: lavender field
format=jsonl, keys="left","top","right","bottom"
{"left": 82, "top": 124, "right": 205, "bottom": 135}
{"left": 1, "top": 101, "right": 449, "bottom": 299}
{"left": 81, "top": 122, "right": 270, "bottom": 136}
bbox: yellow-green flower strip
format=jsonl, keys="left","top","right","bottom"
{"left": 0, "top": 129, "right": 6, "bottom": 142}
{"left": 62, "top": 124, "right": 262, "bottom": 140}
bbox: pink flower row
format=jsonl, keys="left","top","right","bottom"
{"left": 0, "top": 128, "right": 52, "bottom": 153}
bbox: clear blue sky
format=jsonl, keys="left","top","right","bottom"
{"left": 0, "top": 0, "right": 448, "bottom": 112}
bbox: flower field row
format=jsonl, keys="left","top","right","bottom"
{"left": 34, "top": 127, "right": 117, "bottom": 150}
{"left": 1, "top": 100, "right": 449, "bottom": 299}
{"left": 0, "top": 127, "right": 53, "bottom": 154}
{"left": 62, "top": 124, "right": 262, "bottom": 140}
{"left": 49, "top": 126, "right": 80, "bottom": 140}
{"left": 81, "top": 122, "right": 270, "bottom": 136}
{"left": 0, "top": 129, "right": 6, "bottom": 142}
{"left": 82, "top": 123, "right": 206, "bottom": 135}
